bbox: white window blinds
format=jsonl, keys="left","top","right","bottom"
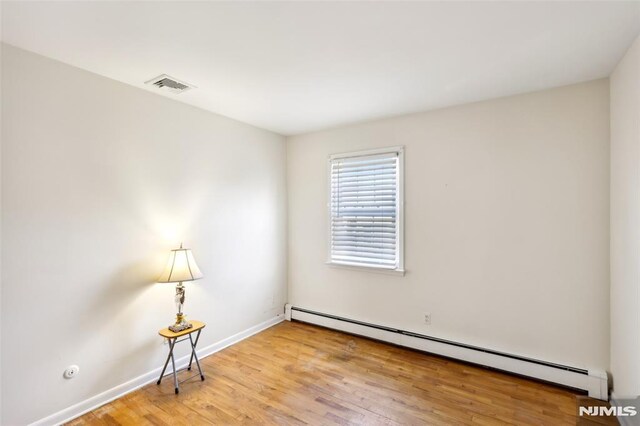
{"left": 329, "top": 149, "right": 402, "bottom": 270}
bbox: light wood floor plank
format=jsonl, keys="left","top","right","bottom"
{"left": 68, "top": 321, "right": 613, "bottom": 425}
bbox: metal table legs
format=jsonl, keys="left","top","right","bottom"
{"left": 187, "top": 331, "right": 204, "bottom": 379}
{"left": 156, "top": 329, "right": 204, "bottom": 394}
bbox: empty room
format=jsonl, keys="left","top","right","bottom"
{"left": 1, "top": 1, "right": 639, "bottom": 425}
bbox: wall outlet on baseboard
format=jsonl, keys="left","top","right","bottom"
{"left": 424, "top": 313, "right": 431, "bottom": 325}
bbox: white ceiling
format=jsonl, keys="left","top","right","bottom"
{"left": 2, "top": 1, "right": 640, "bottom": 135}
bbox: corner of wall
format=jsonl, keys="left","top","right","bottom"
{"left": 0, "top": 33, "right": 5, "bottom": 426}
{"left": 284, "top": 135, "right": 292, "bottom": 306}
{"left": 609, "top": 32, "right": 640, "bottom": 400}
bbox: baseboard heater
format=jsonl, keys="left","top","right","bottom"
{"left": 285, "top": 304, "right": 608, "bottom": 400}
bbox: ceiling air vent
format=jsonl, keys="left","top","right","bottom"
{"left": 144, "top": 74, "right": 195, "bottom": 94}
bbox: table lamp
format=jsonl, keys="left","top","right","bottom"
{"left": 158, "top": 243, "right": 203, "bottom": 332}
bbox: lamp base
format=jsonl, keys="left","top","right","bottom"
{"left": 168, "top": 313, "right": 193, "bottom": 332}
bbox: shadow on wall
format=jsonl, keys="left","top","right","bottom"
{"left": 77, "top": 257, "right": 164, "bottom": 392}
{"left": 84, "top": 257, "right": 160, "bottom": 322}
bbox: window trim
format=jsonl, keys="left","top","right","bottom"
{"left": 326, "top": 146, "right": 405, "bottom": 274}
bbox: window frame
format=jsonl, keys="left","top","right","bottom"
{"left": 326, "top": 146, "right": 405, "bottom": 276}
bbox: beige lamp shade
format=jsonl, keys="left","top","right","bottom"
{"left": 158, "top": 244, "right": 203, "bottom": 283}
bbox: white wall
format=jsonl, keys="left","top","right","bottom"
{"left": 610, "top": 34, "right": 640, "bottom": 399}
{"left": 287, "top": 80, "right": 610, "bottom": 371}
{"left": 0, "top": 40, "right": 4, "bottom": 425}
{"left": 1, "top": 44, "right": 287, "bottom": 425}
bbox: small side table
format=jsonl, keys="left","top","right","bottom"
{"left": 157, "top": 320, "right": 206, "bottom": 394}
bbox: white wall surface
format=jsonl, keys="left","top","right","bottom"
{"left": 610, "top": 34, "right": 640, "bottom": 399}
{"left": 0, "top": 40, "right": 4, "bottom": 424}
{"left": 287, "top": 80, "right": 610, "bottom": 371}
{"left": 1, "top": 44, "right": 287, "bottom": 425}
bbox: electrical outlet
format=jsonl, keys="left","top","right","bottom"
{"left": 64, "top": 365, "right": 80, "bottom": 379}
{"left": 424, "top": 314, "right": 431, "bottom": 325}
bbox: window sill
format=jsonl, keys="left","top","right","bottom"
{"left": 326, "top": 261, "right": 406, "bottom": 276}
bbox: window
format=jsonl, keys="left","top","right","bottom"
{"left": 328, "top": 147, "right": 404, "bottom": 273}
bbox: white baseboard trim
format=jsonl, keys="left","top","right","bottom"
{"left": 286, "top": 304, "right": 608, "bottom": 400}
{"left": 30, "top": 314, "right": 285, "bottom": 426}
{"left": 610, "top": 393, "right": 640, "bottom": 426}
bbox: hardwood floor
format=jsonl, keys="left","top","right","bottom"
{"left": 69, "top": 321, "right": 608, "bottom": 425}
